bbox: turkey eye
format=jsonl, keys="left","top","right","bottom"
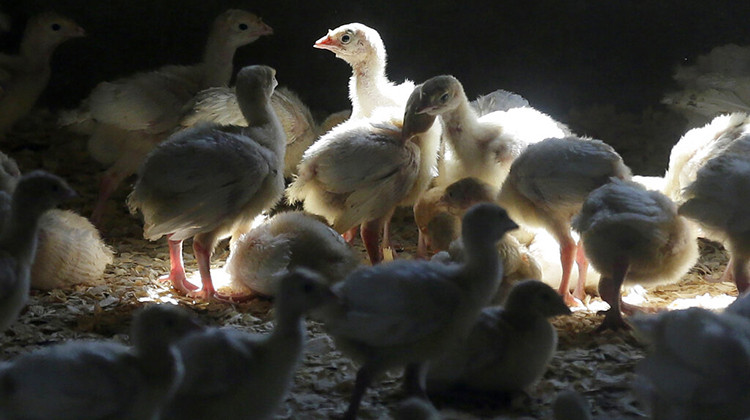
{"left": 341, "top": 34, "right": 351, "bottom": 43}
{"left": 302, "top": 282, "right": 314, "bottom": 293}
{"left": 51, "top": 23, "right": 61, "bottom": 31}
{"left": 439, "top": 93, "right": 450, "bottom": 103}
{"left": 239, "top": 23, "right": 248, "bottom": 30}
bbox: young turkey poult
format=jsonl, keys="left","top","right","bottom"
{"left": 128, "top": 65, "right": 285, "bottom": 301}
{"left": 313, "top": 22, "right": 415, "bottom": 120}
{"left": 572, "top": 179, "right": 698, "bottom": 331}
{"left": 61, "top": 9, "right": 272, "bottom": 225}
{"left": 0, "top": 151, "right": 113, "bottom": 291}
{"left": 162, "top": 269, "right": 337, "bottom": 420}
{"left": 661, "top": 112, "right": 750, "bottom": 204}
{"left": 0, "top": 13, "right": 84, "bottom": 138}
{"left": 498, "top": 136, "right": 632, "bottom": 306}
{"left": 678, "top": 134, "right": 750, "bottom": 293}
{"left": 224, "top": 211, "right": 360, "bottom": 297}
{"left": 417, "top": 177, "right": 541, "bottom": 303}
{"left": 180, "top": 85, "right": 344, "bottom": 179}
{"left": 408, "top": 75, "right": 569, "bottom": 188}
{"left": 312, "top": 203, "right": 518, "bottom": 420}
{"left": 0, "top": 304, "right": 202, "bottom": 420}
{"left": 30, "top": 209, "right": 114, "bottom": 290}
{"left": 631, "top": 305, "right": 750, "bottom": 420}
{"left": 287, "top": 84, "right": 440, "bottom": 264}
{"left": 413, "top": 176, "right": 498, "bottom": 257}
{"left": 0, "top": 171, "right": 76, "bottom": 332}
{"left": 426, "top": 280, "right": 570, "bottom": 395}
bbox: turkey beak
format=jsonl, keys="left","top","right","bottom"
{"left": 314, "top": 32, "right": 336, "bottom": 49}
{"left": 402, "top": 117, "right": 416, "bottom": 140}
{"left": 64, "top": 187, "right": 78, "bottom": 201}
{"left": 256, "top": 22, "right": 274, "bottom": 36}
{"left": 414, "top": 104, "right": 437, "bottom": 115}
{"left": 411, "top": 92, "right": 434, "bottom": 115}
{"left": 73, "top": 26, "right": 86, "bottom": 37}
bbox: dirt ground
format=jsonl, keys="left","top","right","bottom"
{"left": 0, "top": 110, "right": 739, "bottom": 419}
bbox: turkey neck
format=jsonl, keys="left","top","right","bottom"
{"left": 237, "top": 89, "right": 286, "bottom": 157}
{"left": 133, "top": 339, "right": 184, "bottom": 408}
{"left": 439, "top": 92, "right": 480, "bottom": 158}
{"left": 237, "top": 89, "right": 275, "bottom": 127}
{"left": 20, "top": 33, "right": 58, "bottom": 69}
{"left": 461, "top": 231, "right": 502, "bottom": 305}
{"left": 349, "top": 46, "right": 387, "bottom": 116}
{"left": 269, "top": 294, "right": 307, "bottom": 359}
{"left": 0, "top": 198, "right": 45, "bottom": 266}
{"left": 201, "top": 32, "right": 238, "bottom": 88}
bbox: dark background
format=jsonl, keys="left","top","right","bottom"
{"left": 3, "top": 0, "right": 750, "bottom": 169}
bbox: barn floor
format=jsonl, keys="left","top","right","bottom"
{"left": 0, "top": 109, "right": 739, "bottom": 420}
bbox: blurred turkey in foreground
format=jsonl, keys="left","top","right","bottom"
{"left": 312, "top": 203, "right": 517, "bottom": 420}
{"left": 0, "top": 304, "right": 201, "bottom": 420}
{"left": 0, "top": 171, "right": 76, "bottom": 332}
{"left": 427, "top": 280, "right": 570, "bottom": 395}
{"left": 632, "top": 305, "right": 750, "bottom": 420}
{"left": 163, "top": 269, "right": 336, "bottom": 420}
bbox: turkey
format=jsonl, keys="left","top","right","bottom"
{"left": 61, "top": 9, "right": 272, "bottom": 225}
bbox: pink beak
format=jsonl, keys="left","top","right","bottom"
{"left": 256, "top": 22, "right": 273, "bottom": 36}
{"left": 314, "top": 32, "right": 336, "bottom": 49}
{"left": 415, "top": 105, "right": 437, "bottom": 115}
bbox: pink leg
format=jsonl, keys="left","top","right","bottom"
{"left": 731, "top": 256, "right": 750, "bottom": 294}
{"left": 90, "top": 169, "right": 128, "bottom": 226}
{"left": 343, "top": 226, "right": 358, "bottom": 244}
{"left": 416, "top": 230, "right": 429, "bottom": 259}
{"left": 382, "top": 216, "right": 393, "bottom": 248}
{"left": 381, "top": 210, "right": 397, "bottom": 260}
{"left": 190, "top": 237, "right": 217, "bottom": 300}
{"left": 573, "top": 239, "right": 589, "bottom": 301}
{"left": 596, "top": 258, "right": 631, "bottom": 332}
{"left": 558, "top": 235, "right": 580, "bottom": 306}
{"left": 715, "top": 257, "right": 735, "bottom": 285}
{"left": 361, "top": 219, "right": 385, "bottom": 265}
{"left": 162, "top": 237, "right": 198, "bottom": 294}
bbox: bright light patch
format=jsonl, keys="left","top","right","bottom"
{"left": 137, "top": 286, "right": 180, "bottom": 304}
{"left": 185, "top": 267, "right": 233, "bottom": 290}
{"left": 667, "top": 293, "right": 737, "bottom": 310}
